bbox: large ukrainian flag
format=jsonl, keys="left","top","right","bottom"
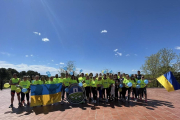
{"left": 157, "top": 71, "right": 180, "bottom": 92}
{"left": 30, "top": 83, "right": 62, "bottom": 107}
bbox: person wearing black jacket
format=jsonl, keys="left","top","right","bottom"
{"left": 114, "top": 74, "right": 120, "bottom": 101}
{"left": 137, "top": 71, "right": 143, "bottom": 98}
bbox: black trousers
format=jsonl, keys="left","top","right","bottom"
{"left": 119, "top": 91, "right": 122, "bottom": 98}
{"left": 91, "top": 87, "right": 97, "bottom": 100}
{"left": 122, "top": 87, "right": 126, "bottom": 99}
{"left": 139, "top": 88, "right": 147, "bottom": 96}
{"left": 132, "top": 88, "right": 137, "bottom": 98}
{"left": 115, "top": 87, "right": 119, "bottom": 99}
{"left": 124, "top": 87, "right": 131, "bottom": 100}
{"left": 85, "top": 87, "right": 90, "bottom": 98}
{"left": 21, "top": 92, "right": 29, "bottom": 102}
{"left": 102, "top": 88, "right": 110, "bottom": 99}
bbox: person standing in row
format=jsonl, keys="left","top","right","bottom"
{"left": 114, "top": 74, "right": 120, "bottom": 101}
{"left": 97, "top": 77, "right": 103, "bottom": 102}
{"left": 102, "top": 74, "right": 109, "bottom": 102}
{"left": 123, "top": 75, "right": 131, "bottom": 102}
{"left": 19, "top": 76, "right": 31, "bottom": 106}
{"left": 91, "top": 77, "right": 98, "bottom": 103}
{"left": 85, "top": 76, "right": 91, "bottom": 103}
{"left": 9, "top": 73, "right": 21, "bottom": 108}
{"left": 61, "top": 73, "right": 70, "bottom": 104}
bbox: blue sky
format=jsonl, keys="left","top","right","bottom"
{"left": 0, "top": 0, "right": 180, "bottom": 75}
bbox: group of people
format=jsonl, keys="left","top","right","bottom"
{"left": 9, "top": 71, "right": 148, "bottom": 108}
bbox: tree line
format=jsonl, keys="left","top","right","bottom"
{"left": 141, "top": 48, "right": 180, "bottom": 87}
{"left": 0, "top": 68, "right": 41, "bottom": 85}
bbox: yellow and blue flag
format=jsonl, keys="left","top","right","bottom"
{"left": 30, "top": 83, "right": 62, "bottom": 107}
{"left": 157, "top": 71, "right": 180, "bottom": 92}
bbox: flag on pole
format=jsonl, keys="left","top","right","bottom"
{"left": 156, "top": 71, "right": 180, "bottom": 92}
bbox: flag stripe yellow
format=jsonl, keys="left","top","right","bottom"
{"left": 157, "top": 75, "right": 175, "bottom": 92}
{"left": 30, "top": 92, "right": 61, "bottom": 107}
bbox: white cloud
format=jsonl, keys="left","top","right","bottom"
{"left": 114, "top": 49, "right": 118, "bottom": 52}
{"left": 52, "top": 60, "right": 54, "bottom": 62}
{"left": 55, "top": 64, "right": 59, "bottom": 65}
{"left": 25, "top": 55, "right": 28, "bottom": 57}
{"left": 33, "top": 32, "right": 41, "bottom": 36}
{"left": 132, "top": 69, "right": 137, "bottom": 72}
{"left": 0, "top": 52, "right": 11, "bottom": 56}
{"left": 42, "top": 38, "right": 49, "bottom": 42}
{"left": 101, "top": 30, "right": 107, "bottom": 33}
{"left": 33, "top": 60, "right": 36, "bottom": 61}
{"left": 134, "top": 54, "right": 137, "bottom": 56}
{"left": 117, "top": 52, "right": 122, "bottom": 56}
{"left": 47, "top": 63, "right": 50, "bottom": 64}
{"left": 115, "top": 54, "right": 117, "bottom": 55}
{"left": 126, "top": 54, "right": 130, "bottom": 56}
{"left": 60, "top": 62, "right": 64, "bottom": 65}
{"left": 33, "top": 32, "right": 38, "bottom": 35}
{"left": 0, "top": 61, "right": 58, "bottom": 75}
{"left": 31, "top": 54, "right": 33, "bottom": 57}
{"left": 175, "top": 46, "right": 180, "bottom": 50}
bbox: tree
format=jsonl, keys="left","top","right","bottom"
{"left": 19, "top": 71, "right": 27, "bottom": 78}
{"left": 141, "top": 48, "right": 180, "bottom": 87}
{"left": 7, "top": 68, "right": 19, "bottom": 78}
{"left": 0, "top": 68, "right": 11, "bottom": 87}
{"left": 58, "top": 61, "right": 77, "bottom": 77}
{"left": 26, "top": 70, "right": 40, "bottom": 79}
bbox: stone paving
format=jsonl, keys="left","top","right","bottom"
{"left": 0, "top": 88, "right": 180, "bottom": 120}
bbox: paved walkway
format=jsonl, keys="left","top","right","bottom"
{"left": 0, "top": 88, "right": 180, "bottom": 120}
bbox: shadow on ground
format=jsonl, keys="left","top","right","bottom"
{"left": 4, "top": 98, "right": 175, "bottom": 116}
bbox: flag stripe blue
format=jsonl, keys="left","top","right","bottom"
{"left": 164, "top": 71, "right": 180, "bottom": 90}
{"left": 31, "top": 83, "right": 62, "bottom": 96}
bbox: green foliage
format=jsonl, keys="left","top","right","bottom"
{"left": 0, "top": 68, "right": 41, "bottom": 88}
{"left": 141, "top": 48, "right": 180, "bottom": 87}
